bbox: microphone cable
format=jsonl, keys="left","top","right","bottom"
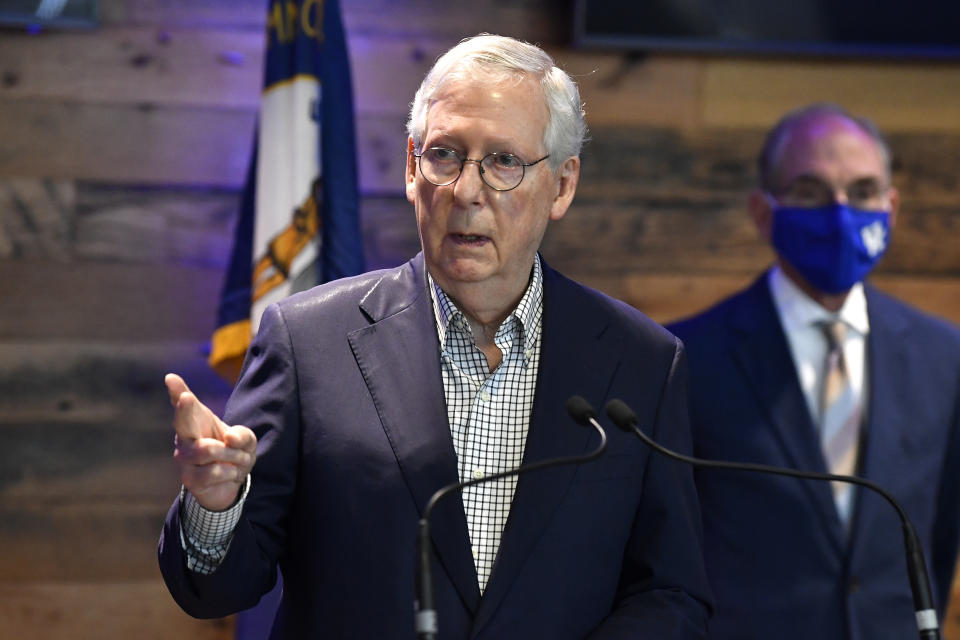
{"left": 414, "top": 395, "right": 608, "bottom": 640}
{"left": 604, "top": 397, "right": 939, "bottom": 640}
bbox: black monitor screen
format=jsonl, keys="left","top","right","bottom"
{"left": 575, "top": 0, "right": 960, "bottom": 58}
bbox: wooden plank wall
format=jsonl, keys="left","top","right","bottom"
{"left": 1, "top": 1, "right": 958, "bottom": 638}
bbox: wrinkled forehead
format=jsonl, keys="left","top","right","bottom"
{"left": 770, "top": 115, "right": 888, "bottom": 189}
{"left": 423, "top": 73, "right": 550, "bottom": 146}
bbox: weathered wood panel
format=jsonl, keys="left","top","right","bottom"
{"left": 0, "top": 103, "right": 391, "bottom": 190}
{"left": 0, "top": 179, "right": 238, "bottom": 264}
{"left": 0, "top": 100, "right": 254, "bottom": 186}
{"left": 0, "top": 181, "right": 230, "bottom": 342}
{"left": 888, "top": 132, "right": 960, "bottom": 206}
{"left": 554, "top": 51, "right": 703, "bottom": 130}
{"left": 0, "top": 581, "right": 232, "bottom": 640}
{"left": 0, "top": 342, "right": 230, "bottom": 455}
{"left": 544, "top": 198, "right": 771, "bottom": 275}
{"left": 73, "top": 183, "right": 238, "bottom": 267}
{"left": 0, "top": 178, "right": 75, "bottom": 259}
{"left": 0, "top": 259, "right": 225, "bottom": 341}
{"left": 0, "top": 341, "right": 230, "bottom": 581}
{"left": 0, "top": 341, "right": 230, "bottom": 424}
{"left": 702, "top": 59, "right": 960, "bottom": 133}
{"left": 99, "top": 0, "right": 265, "bottom": 29}
{"left": 0, "top": 28, "right": 263, "bottom": 109}
{"left": 0, "top": 500, "right": 176, "bottom": 581}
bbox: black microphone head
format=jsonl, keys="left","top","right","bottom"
{"left": 565, "top": 395, "right": 597, "bottom": 426}
{"left": 604, "top": 398, "right": 638, "bottom": 432}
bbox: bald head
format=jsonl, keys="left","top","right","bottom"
{"left": 758, "top": 104, "right": 892, "bottom": 195}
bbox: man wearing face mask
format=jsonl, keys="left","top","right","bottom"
{"left": 668, "top": 103, "right": 960, "bottom": 639}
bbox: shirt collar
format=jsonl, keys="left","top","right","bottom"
{"left": 428, "top": 255, "right": 544, "bottom": 353}
{"left": 768, "top": 265, "right": 870, "bottom": 336}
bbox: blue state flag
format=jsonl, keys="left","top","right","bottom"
{"left": 210, "top": 0, "right": 364, "bottom": 383}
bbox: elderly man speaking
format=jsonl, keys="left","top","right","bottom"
{"left": 158, "top": 34, "right": 712, "bottom": 639}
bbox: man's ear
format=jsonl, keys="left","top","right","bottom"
{"left": 548, "top": 156, "right": 580, "bottom": 222}
{"left": 748, "top": 188, "right": 775, "bottom": 243}
{"left": 405, "top": 137, "right": 417, "bottom": 205}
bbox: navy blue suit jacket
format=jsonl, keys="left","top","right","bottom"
{"left": 668, "top": 273, "right": 960, "bottom": 640}
{"left": 159, "top": 254, "right": 712, "bottom": 639}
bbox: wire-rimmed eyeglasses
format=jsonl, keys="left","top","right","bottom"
{"left": 770, "top": 175, "right": 892, "bottom": 211}
{"left": 414, "top": 147, "right": 550, "bottom": 192}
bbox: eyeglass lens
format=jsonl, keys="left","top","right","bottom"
{"left": 419, "top": 148, "right": 529, "bottom": 191}
{"left": 779, "top": 176, "right": 889, "bottom": 209}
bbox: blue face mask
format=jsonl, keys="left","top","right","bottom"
{"left": 771, "top": 203, "right": 891, "bottom": 294}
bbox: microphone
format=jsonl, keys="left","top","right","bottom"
{"left": 604, "top": 398, "right": 940, "bottom": 640}
{"left": 414, "top": 395, "right": 608, "bottom": 639}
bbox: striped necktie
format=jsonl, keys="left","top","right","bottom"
{"left": 818, "top": 320, "right": 862, "bottom": 525}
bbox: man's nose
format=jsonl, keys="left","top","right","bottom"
{"left": 453, "top": 159, "right": 485, "bottom": 202}
{"left": 832, "top": 188, "right": 850, "bottom": 205}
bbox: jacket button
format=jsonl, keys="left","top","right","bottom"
{"left": 848, "top": 578, "right": 860, "bottom": 594}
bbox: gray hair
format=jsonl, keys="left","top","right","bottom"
{"left": 406, "top": 34, "right": 587, "bottom": 171}
{"left": 758, "top": 102, "right": 893, "bottom": 192}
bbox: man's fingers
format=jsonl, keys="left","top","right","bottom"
{"left": 181, "top": 462, "right": 248, "bottom": 489}
{"left": 223, "top": 426, "right": 258, "bottom": 454}
{"left": 166, "top": 373, "right": 250, "bottom": 510}
{"left": 175, "top": 433, "right": 254, "bottom": 510}
{"left": 172, "top": 391, "right": 226, "bottom": 443}
{"left": 172, "top": 391, "right": 204, "bottom": 441}
{"left": 164, "top": 373, "right": 189, "bottom": 407}
{"left": 176, "top": 437, "right": 254, "bottom": 468}
{"left": 167, "top": 372, "right": 214, "bottom": 441}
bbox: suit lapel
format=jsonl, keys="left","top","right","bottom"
{"left": 473, "top": 263, "right": 619, "bottom": 632}
{"left": 347, "top": 254, "right": 481, "bottom": 613}
{"left": 848, "top": 286, "right": 910, "bottom": 563}
{"left": 731, "top": 275, "right": 846, "bottom": 553}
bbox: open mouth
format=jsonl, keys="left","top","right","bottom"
{"left": 450, "top": 233, "right": 489, "bottom": 245}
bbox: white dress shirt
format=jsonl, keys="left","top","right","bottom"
{"left": 768, "top": 266, "right": 870, "bottom": 523}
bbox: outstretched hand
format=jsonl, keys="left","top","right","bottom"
{"left": 165, "top": 373, "right": 258, "bottom": 512}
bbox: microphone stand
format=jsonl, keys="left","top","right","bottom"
{"left": 414, "top": 396, "right": 608, "bottom": 640}
{"left": 604, "top": 398, "right": 940, "bottom": 640}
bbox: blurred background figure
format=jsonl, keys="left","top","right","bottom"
{"left": 669, "top": 103, "right": 960, "bottom": 640}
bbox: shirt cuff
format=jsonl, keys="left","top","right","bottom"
{"left": 178, "top": 475, "right": 251, "bottom": 575}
